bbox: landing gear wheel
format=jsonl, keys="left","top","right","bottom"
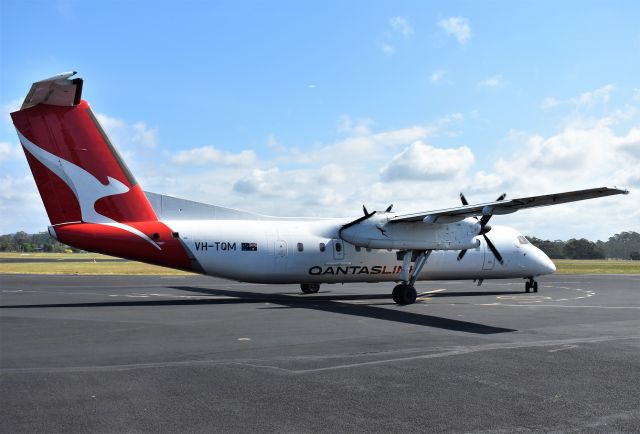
{"left": 300, "top": 283, "right": 320, "bottom": 294}
{"left": 392, "top": 284, "right": 417, "bottom": 305}
{"left": 525, "top": 281, "right": 531, "bottom": 293}
{"left": 533, "top": 281, "right": 538, "bottom": 293}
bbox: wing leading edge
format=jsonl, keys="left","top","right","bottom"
{"left": 390, "top": 187, "right": 629, "bottom": 224}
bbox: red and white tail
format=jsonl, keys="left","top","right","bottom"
{"left": 11, "top": 72, "right": 194, "bottom": 271}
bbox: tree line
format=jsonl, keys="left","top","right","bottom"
{"left": 0, "top": 231, "right": 79, "bottom": 253}
{"left": 527, "top": 231, "right": 640, "bottom": 260}
{"left": 1, "top": 230, "right": 639, "bottom": 260}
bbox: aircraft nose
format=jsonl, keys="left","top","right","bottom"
{"left": 533, "top": 249, "right": 556, "bottom": 275}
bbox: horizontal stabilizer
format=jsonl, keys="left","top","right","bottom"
{"left": 145, "top": 191, "right": 269, "bottom": 221}
{"left": 21, "top": 71, "right": 83, "bottom": 109}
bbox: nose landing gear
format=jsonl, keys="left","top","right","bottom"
{"left": 525, "top": 278, "right": 538, "bottom": 293}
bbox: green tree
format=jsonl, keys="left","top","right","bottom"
{"left": 564, "top": 238, "right": 604, "bottom": 259}
{"left": 527, "top": 236, "right": 566, "bottom": 259}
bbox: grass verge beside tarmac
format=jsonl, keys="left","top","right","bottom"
{"left": 1, "top": 253, "right": 639, "bottom": 275}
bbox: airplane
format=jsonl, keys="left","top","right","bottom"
{"left": 10, "top": 72, "right": 629, "bottom": 305}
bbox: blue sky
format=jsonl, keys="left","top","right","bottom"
{"left": 1, "top": 0, "right": 639, "bottom": 240}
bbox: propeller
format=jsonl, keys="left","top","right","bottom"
{"left": 456, "top": 192, "right": 506, "bottom": 263}
{"left": 338, "top": 205, "right": 376, "bottom": 239}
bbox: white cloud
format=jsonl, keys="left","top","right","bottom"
{"left": 479, "top": 74, "right": 503, "bottom": 88}
{"left": 540, "top": 97, "right": 560, "bottom": 109}
{"left": 438, "top": 16, "right": 472, "bottom": 44}
{"left": 380, "top": 141, "right": 474, "bottom": 181}
{"left": 325, "top": 125, "right": 434, "bottom": 158}
{"left": 0, "top": 174, "right": 45, "bottom": 234}
{"left": 495, "top": 121, "right": 636, "bottom": 184}
{"left": 96, "top": 113, "right": 158, "bottom": 149}
{"left": 380, "top": 16, "right": 413, "bottom": 55}
{"left": 470, "top": 117, "right": 639, "bottom": 237}
{"left": 634, "top": 88, "right": 640, "bottom": 101}
{"left": 389, "top": 16, "right": 414, "bottom": 38}
{"left": 171, "top": 145, "right": 257, "bottom": 167}
{"left": 541, "top": 84, "right": 615, "bottom": 110}
{"left": 337, "top": 115, "right": 374, "bottom": 136}
{"left": 577, "top": 84, "right": 615, "bottom": 107}
{"left": 471, "top": 170, "right": 503, "bottom": 192}
{"left": 2, "top": 102, "right": 637, "bottom": 240}
{"left": 266, "top": 133, "right": 287, "bottom": 153}
{"left": 3, "top": 98, "right": 22, "bottom": 127}
{"left": 381, "top": 43, "right": 395, "bottom": 56}
{"left": 0, "top": 142, "right": 22, "bottom": 163}
{"left": 431, "top": 70, "right": 446, "bottom": 83}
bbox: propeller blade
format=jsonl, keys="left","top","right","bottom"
{"left": 460, "top": 192, "right": 469, "bottom": 206}
{"left": 457, "top": 249, "right": 467, "bottom": 261}
{"left": 385, "top": 204, "right": 393, "bottom": 212}
{"left": 479, "top": 193, "right": 507, "bottom": 228}
{"left": 483, "top": 233, "right": 503, "bottom": 264}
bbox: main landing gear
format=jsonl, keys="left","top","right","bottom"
{"left": 300, "top": 283, "right": 320, "bottom": 294}
{"left": 525, "top": 277, "right": 538, "bottom": 293}
{"left": 392, "top": 250, "right": 432, "bottom": 305}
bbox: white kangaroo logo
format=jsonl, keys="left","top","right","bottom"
{"left": 17, "top": 130, "right": 161, "bottom": 250}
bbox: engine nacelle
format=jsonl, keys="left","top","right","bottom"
{"left": 340, "top": 214, "right": 481, "bottom": 250}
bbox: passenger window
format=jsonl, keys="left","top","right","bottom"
{"left": 297, "top": 242, "right": 304, "bottom": 252}
{"left": 319, "top": 243, "right": 326, "bottom": 252}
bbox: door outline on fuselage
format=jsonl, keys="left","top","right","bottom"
{"left": 482, "top": 238, "right": 495, "bottom": 270}
{"left": 332, "top": 239, "right": 345, "bottom": 261}
{"left": 275, "top": 240, "right": 287, "bottom": 258}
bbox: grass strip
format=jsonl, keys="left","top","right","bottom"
{"left": 1, "top": 253, "right": 638, "bottom": 275}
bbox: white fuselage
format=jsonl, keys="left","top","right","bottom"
{"left": 165, "top": 218, "right": 556, "bottom": 284}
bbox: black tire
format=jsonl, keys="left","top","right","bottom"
{"left": 300, "top": 283, "right": 319, "bottom": 294}
{"left": 533, "top": 281, "right": 538, "bottom": 293}
{"left": 392, "top": 284, "right": 401, "bottom": 303}
{"left": 393, "top": 284, "right": 417, "bottom": 305}
{"left": 525, "top": 281, "right": 531, "bottom": 293}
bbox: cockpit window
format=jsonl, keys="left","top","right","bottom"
{"left": 517, "top": 235, "right": 530, "bottom": 245}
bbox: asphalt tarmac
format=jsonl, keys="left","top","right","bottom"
{"left": 1, "top": 274, "right": 639, "bottom": 433}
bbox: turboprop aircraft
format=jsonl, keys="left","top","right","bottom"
{"left": 10, "top": 72, "right": 629, "bottom": 305}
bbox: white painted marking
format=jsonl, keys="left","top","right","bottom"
{"left": 497, "top": 295, "right": 551, "bottom": 300}
{"left": 5, "top": 336, "right": 638, "bottom": 375}
{"left": 548, "top": 345, "right": 578, "bottom": 353}
{"left": 418, "top": 289, "right": 447, "bottom": 296}
{"left": 237, "top": 338, "right": 251, "bottom": 341}
{"left": 476, "top": 304, "right": 640, "bottom": 309}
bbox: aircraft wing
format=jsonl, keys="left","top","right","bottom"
{"left": 390, "top": 186, "right": 629, "bottom": 223}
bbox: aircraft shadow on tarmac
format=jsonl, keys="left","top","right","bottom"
{"left": 1, "top": 286, "right": 517, "bottom": 335}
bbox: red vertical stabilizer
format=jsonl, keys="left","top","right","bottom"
{"left": 11, "top": 72, "right": 193, "bottom": 271}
